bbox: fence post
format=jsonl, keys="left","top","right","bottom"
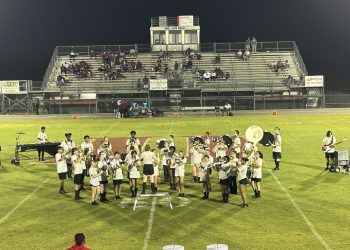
{"left": 213, "top": 43, "right": 216, "bottom": 53}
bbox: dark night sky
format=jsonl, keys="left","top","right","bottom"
{"left": 0, "top": 0, "right": 349, "bottom": 91}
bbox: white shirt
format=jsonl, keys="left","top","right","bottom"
{"left": 89, "top": 167, "right": 100, "bottom": 186}
{"left": 224, "top": 104, "right": 231, "bottom": 110}
{"left": 161, "top": 147, "right": 170, "bottom": 166}
{"left": 237, "top": 163, "right": 248, "bottom": 181}
{"left": 81, "top": 142, "right": 94, "bottom": 155}
{"left": 273, "top": 134, "right": 282, "bottom": 152}
{"left": 190, "top": 147, "right": 203, "bottom": 165}
{"left": 97, "top": 160, "right": 109, "bottom": 181}
{"left": 37, "top": 132, "right": 48, "bottom": 143}
{"left": 232, "top": 137, "right": 241, "bottom": 154}
{"left": 218, "top": 162, "right": 231, "bottom": 180}
{"left": 72, "top": 155, "right": 84, "bottom": 175}
{"left": 252, "top": 158, "right": 263, "bottom": 179}
{"left": 141, "top": 151, "right": 157, "bottom": 165}
{"left": 213, "top": 144, "right": 227, "bottom": 158}
{"left": 126, "top": 137, "right": 141, "bottom": 147}
{"left": 60, "top": 140, "right": 75, "bottom": 154}
{"left": 110, "top": 159, "right": 123, "bottom": 180}
{"left": 56, "top": 153, "right": 67, "bottom": 173}
{"left": 322, "top": 136, "right": 336, "bottom": 153}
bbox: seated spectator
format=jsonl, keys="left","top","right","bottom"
{"left": 242, "top": 49, "right": 250, "bottom": 61}
{"left": 69, "top": 48, "right": 77, "bottom": 58}
{"left": 196, "top": 53, "right": 202, "bottom": 60}
{"left": 203, "top": 72, "right": 211, "bottom": 81}
{"left": 174, "top": 61, "right": 179, "bottom": 70}
{"left": 185, "top": 47, "right": 192, "bottom": 57}
{"left": 65, "top": 233, "right": 91, "bottom": 250}
{"left": 158, "top": 49, "right": 165, "bottom": 59}
{"left": 98, "top": 64, "right": 107, "bottom": 72}
{"left": 214, "top": 67, "right": 224, "bottom": 78}
{"left": 61, "top": 64, "right": 67, "bottom": 75}
{"left": 89, "top": 50, "right": 96, "bottom": 59}
{"left": 214, "top": 54, "right": 221, "bottom": 64}
{"left": 137, "top": 79, "right": 141, "bottom": 91}
{"left": 143, "top": 75, "right": 149, "bottom": 86}
{"left": 164, "top": 64, "right": 169, "bottom": 74}
{"left": 194, "top": 67, "right": 200, "bottom": 77}
{"left": 129, "top": 48, "right": 136, "bottom": 57}
{"left": 136, "top": 60, "right": 142, "bottom": 71}
{"left": 236, "top": 49, "right": 243, "bottom": 59}
{"left": 186, "top": 59, "right": 193, "bottom": 69}
{"left": 225, "top": 72, "right": 230, "bottom": 81}
{"left": 210, "top": 72, "right": 217, "bottom": 80}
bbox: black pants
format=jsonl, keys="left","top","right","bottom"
{"left": 37, "top": 149, "right": 44, "bottom": 160}
{"left": 229, "top": 176, "right": 237, "bottom": 194}
{"left": 163, "top": 165, "right": 169, "bottom": 181}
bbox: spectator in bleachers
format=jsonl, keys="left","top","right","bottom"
{"left": 245, "top": 38, "right": 251, "bottom": 51}
{"left": 143, "top": 75, "right": 149, "bottom": 86}
{"left": 89, "top": 49, "right": 96, "bottom": 59}
{"left": 237, "top": 49, "right": 243, "bottom": 59}
{"left": 136, "top": 60, "right": 142, "bottom": 71}
{"left": 211, "top": 72, "right": 217, "bottom": 81}
{"left": 225, "top": 72, "right": 230, "bottom": 81}
{"left": 251, "top": 37, "right": 258, "bottom": 53}
{"left": 98, "top": 64, "right": 107, "bottom": 72}
{"left": 129, "top": 48, "right": 136, "bottom": 57}
{"left": 203, "top": 72, "right": 211, "bottom": 81}
{"left": 215, "top": 54, "right": 221, "bottom": 64}
{"left": 159, "top": 49, "right": 165, "bottom": 59}
{"left": 164, "top": 64, "right": 169, "bottom": 74}
{"left": 174, "top": 61, "right": 179, "bottom": 70}
{"left": 214, "top": 67, "right": 224, "bottom": 79}
{"left": 61, "top": 64, "right": 67, "bottom": 75}
{"left": 69, "top": 48, "right": 77, "bottom": 58}
{"left": 137, "top": 79, "right": 142, "bottom": 91}
{"left": 185, "top": 47, "right": 192, "bottom": 57}
{"left": 242, "top": 49, "right": 250, "bottom": 61}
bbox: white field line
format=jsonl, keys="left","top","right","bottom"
{"left": 269, "top": 169, "right": 331, "bottom": 250}
{"left": 0, "top": 178, "right": 50, "bottom": 225}
{"left": 142, "top": 196, "right": 157, "bottom": 250}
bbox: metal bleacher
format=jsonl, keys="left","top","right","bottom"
{"left": 43, "top": 41, "right": 307, "bottom": 97}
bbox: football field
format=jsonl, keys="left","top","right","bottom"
{"left": 0, "top": 111, "right": 349, "bottom": 250}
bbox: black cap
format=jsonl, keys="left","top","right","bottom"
{"left": 65, "top": 133, "right": 72, "bottom": 137}
{"left": 130, "top": 130, "right": 136, "bottom": 135}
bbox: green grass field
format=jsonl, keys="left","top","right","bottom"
{"left": 0, "top": 113, "right": 349, "bottom": 250}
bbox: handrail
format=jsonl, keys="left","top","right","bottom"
{"left": 292, "top": 41, "right": 308, "bottom": 76}
{"left": 42, "top": 46, "right": 58, "bottom": 90}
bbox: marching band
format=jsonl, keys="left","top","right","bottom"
{"left": 52, "top": 129, "right": 269, "bottom": 208}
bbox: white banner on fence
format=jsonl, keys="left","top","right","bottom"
{"left": 305, "top": 75, "right": 324, "bottom": 87}
{"left": 177, "top": 15, "right": 194, "bottom": 26}
{"left": 149, "top": 79, "right": 168, "bottom": 90}
{"left": 0, "top": 81, "right": 20, "bottom": 93}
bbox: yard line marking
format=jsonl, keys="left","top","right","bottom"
{"left": 269, "top": 169, "right": 331, "bottom": 250}
{"left": 0, "top": 178, "right": 49, "bottom": 225}
{"left": 142, "top": 197, "right": 157, "bottom": 250}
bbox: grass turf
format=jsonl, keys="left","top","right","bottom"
{"left": 0, "top": 114, "right": 349, "bottom": 250}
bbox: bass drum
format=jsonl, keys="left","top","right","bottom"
{"left": 192, "top": 136, "right": 204, "bottom": 145}
{"left": 222, "top": 135, "right": 233, "bottom": 147}
{"left": 156, "top": 139, "right": 167, "bottom": 149}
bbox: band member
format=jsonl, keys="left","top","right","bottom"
{"left": 152, "top": 150, "right": 160, "bottom": 192}
{"left": 190, "top": 142, "right": 204, "bottom": 182}
{"left": 80, "top": 135, "right": 94, "bottom": 174}
{"left": 161, "top": 141, "right": 170, "bottom": 182}
{"left": 61, "top": 133, "right": 75, "bottom": 178}
{"left": 212, "top": 138, "right": 228, "bottom": 160}
{"left": 71, "top": 148, "right": 85, "bottom": 200}
{"left": 228, "top": 152, "right": 239, "bottom": 194}
{"left": 168, "top": 135, "right": 175, "bottom": 147}
{"left": 251, "top": 150, "right": 263, "bottom": 198}
{"left": 168, "top": 146, "right": 177, "bottom": 190}
{"left": 232, "top": 130, "right": 241, "bottom": 158}
{"left": 322, "top": 130, "right": 337, "bottom": 171}
{"left": 98, "top": 136, "right": 112, "bottom": 156}
{"left": 126, "top": 130, "right": 141, "bottom": 151}
{"left": 127, "top": 150, "right": 140, "bottom": 197}
{"left": 237, "top": 158, "right": 249, "bottom": 208}
{"left": 174, "top": 150, "right": 187, "bottom": 197}
{"left": 204, "top": 131, "right": 211, "bottom": 147}
{"left": 223, "top": 102, "right": 232, "bottom": 116}
{"left": 37, "top": 126, "right": 48, "bottom": 161}
{"left": 272, "top": 127, "right": 282, "bottom": 170}
{"left": 110, "top": 152, "right": 123, "bottom": 199}
{"left": 56, "top": 146, "right": 67, "bottom": 194}
{"left": 97, "top": 152, "right": 109, "bottom": 202}
{"left": 140, "top": 144, "right": 158, "bottom": 194}
{"left": 89, "top": 161, "right": 102, "bottom": 205}
{"left": 214, "top": 156, "right": 231, "bottom": 203}
{"left": 200, "top": 155, "right": 212, "bottom": 199}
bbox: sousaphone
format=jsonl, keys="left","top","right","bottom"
{"left": 245, "top": 126, "right": 264, "bottom": 145}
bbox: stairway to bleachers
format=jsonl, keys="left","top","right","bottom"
{"left": 45, "top": 51, "right": 303, "bottom": 95}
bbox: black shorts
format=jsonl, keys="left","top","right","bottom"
{"left": 273, "top": 152, "right": 282, "bottom": 159}
{"left": 251, "top": 178, "right": 261, "bottom": 182}
{"left": 99, "top": 180, "right": 108, "bottom": 184}
{"left": 239, "top": 178, "right": 248, "bottom": 185}
{"left": 90, "top": 184, "right": 99, "bottom": 188}
{"left": 325, "top": 152, "right": 335, "bottom": 159}
{"left": 58, "top": 172, "right": 67, "bottom": 180}
{"left": 219, "top": 178, "right": 230, "bottom": 185}
{"left": 74, "top": 174, "right": 82, "bottom": 185}
{"left": 113, "top": 179, "right": 123, "bottom": 185}
{"left": 143, "top": 164, "right": 154, "bottom": 175}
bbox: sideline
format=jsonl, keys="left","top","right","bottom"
{"left": 0, "top": 178, "right": 50, "bottom": 225}
{"left": 269, "top": 169, "right": 331, "bottom": 249}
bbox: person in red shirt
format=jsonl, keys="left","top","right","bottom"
{"left": 65, "top": 233, "right": 91, "bottom": 250}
